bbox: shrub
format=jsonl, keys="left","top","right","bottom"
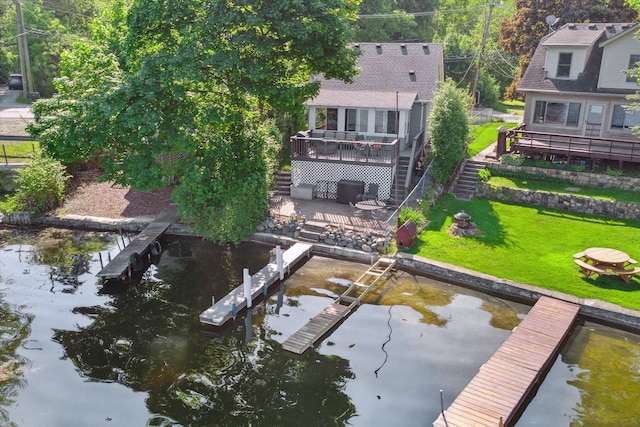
{"left": 478, "top": 168, "right": 491, "bottom": 181}
{"left": 605, "top": 167, "right": 623, "bottom": 176}
{"left": 499, "top": 153, "right": 525, "bottom": 165}
{"left": 399, "top": 206, "right": 428, "bottom": 230}
{"left": 8, "top": 153, "right": 70, "bottom": 215}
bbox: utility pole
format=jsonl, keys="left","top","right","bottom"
{"left": 472, "top": 1, "right": 495, "bottom": 106}
{"left": 14, "top": 0, "right": 34, "bottom": 97}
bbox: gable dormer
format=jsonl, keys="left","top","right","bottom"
{"left": 598, "top": 23, "right": 640, "bottom": 91}
{"left": 541, "top": 23, "right": 603, "bottom": 80}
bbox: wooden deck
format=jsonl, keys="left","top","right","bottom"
{"left": 199, "top": 243, "right": 312, "bottom": 326}
{"left": 96, "top": 221, "right": 171, "bottom": 280}
{"left": 433, "top": 296, "right": 580, "bottom": 427}
{"left": 507, "top": 127, "right": 640, "bottom": 166}
{"left": 282, "top": 256, "right": 396, "bottom": 354}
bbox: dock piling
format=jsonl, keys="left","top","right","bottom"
{"left": 243, "top": 268, "right": 252, "bottom": 308}
{"left": 276, "top": 245, "right": 284, "bottom": 280}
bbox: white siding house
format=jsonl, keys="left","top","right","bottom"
{"left": 519, "top": 22, "right": 640, "bottom": 142}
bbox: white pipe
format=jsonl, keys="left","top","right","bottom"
{"left": 276, "top": 245, "right": 284, "bottom": 280}
{"left": 243, "top": 268, "right": 252, "bottom": 308}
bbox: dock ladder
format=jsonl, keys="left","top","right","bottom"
{"left": 282, "top": 256, "right": 396, "bottom": 354}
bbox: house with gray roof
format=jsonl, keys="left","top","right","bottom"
{"left": 519, "top": 22, "right": 640, "bottom": 142}
{"left": 289, "top": 42, "right": 444, "bottom": 204}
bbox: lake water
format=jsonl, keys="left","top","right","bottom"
{"left": 0, "top": 228, "right": 639, "bottom": 426}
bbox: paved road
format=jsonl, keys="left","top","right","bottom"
{"left": 0, "top": 84, "right": 33, "bottom": 120}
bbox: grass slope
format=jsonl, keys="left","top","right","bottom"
{"left": 412, "top": 194, "right": 640, "bottom": 311}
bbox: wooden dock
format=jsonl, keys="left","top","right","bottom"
{"left": 433, "top": 296, "right": 580, "bottom": 427}
{"left": 199, "top": 242, "right": 312, "bottom": 326}
{"left": 282, "top": 256, "right": 396, "bottom": 354}
{"left": 96, "top": 221, "right": 171, "bottom": 280}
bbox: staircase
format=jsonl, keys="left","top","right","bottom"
{"left": 274, "top": 170, "right": 291, "bottom": 196}
{"left": 389, "top": 156, "right": 411, "bottom": 204}
{"left": 452, "top": 160, "right": 486, "bottom": 200}
{"left": 298, "top": 220, "right": 326, "bottom": 243}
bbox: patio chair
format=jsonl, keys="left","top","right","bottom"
{"left": 363, "top": 183, "right": 379, "bottom": 201}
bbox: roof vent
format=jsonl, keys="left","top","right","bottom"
{"left": 568, "top": 23, "right": 576, "bottom": 29}
{"left": 588, "top": 23, "right": 597, "bottom": 30}
{"left": 622, "top": 23, "right": 630, "bottom": 29}
{"left": 354, "top": 43, "right": 360, "bottom": 48}
{"left": 409, "top": 70, "right": 415, "bottom": 75}
{"left": 376, "top": 43, "right": 381, "bottom": 48}
{"left": 422, "top": 44, "right": 430, "bottom": 54}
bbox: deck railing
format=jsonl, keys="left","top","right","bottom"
{"left": 290, "top": 136, "right": 397, "bottom": 165}
{"left": 507, "top": 125, "right": 640, "bottom": 164}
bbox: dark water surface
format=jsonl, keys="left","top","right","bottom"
{"left": 0, "top": 229, "right": 639, "bottom": 426}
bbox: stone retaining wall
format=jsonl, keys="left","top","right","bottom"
{"left": 476, "top": 182, "right": 640, "bottom": 220}
{"left": 488, "top": 163, "right": 640, "bottom": 191}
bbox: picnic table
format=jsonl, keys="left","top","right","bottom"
{"left": 573, "top": 247, "right": 640, "bottom": 283}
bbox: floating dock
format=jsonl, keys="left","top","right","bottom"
{"left": 96, "top": 221, "right": 171, "bottom": 280}
{"left": 199, "top": 242, "right": 313, "bottom": 326}
{"left": 282, "top": 256, "right": 396, "bottom": 354}
{"left": 433, "top": 296, "right": 580, "bottom": 427}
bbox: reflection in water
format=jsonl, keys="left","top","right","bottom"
{"left": 1, "top": 229, "right": 640, "bottom": 425}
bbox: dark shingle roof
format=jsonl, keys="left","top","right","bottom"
{"left": 519, "top": 23, "right": 639, "bottom": 95}
{"left": 311, "top": 42, "right": 443, "bottom": 104}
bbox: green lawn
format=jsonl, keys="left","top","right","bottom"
{"left": 468, "top": 122, "right": 518, "bottom": 157}
{"left": 411, "top": 194, "right": 640, "bottom": 311}
{"left": 0, "top": 141, "right": 39, "bottom": 163}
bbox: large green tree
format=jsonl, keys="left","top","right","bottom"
{"left": 29, "top": 0, "right": 360, "bottom": 243}
{"left": 429, "top": 78, "right": 473, "bottom": 184}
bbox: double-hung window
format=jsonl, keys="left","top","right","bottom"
{"left": 557, "top": 53, "right": 572, "bottom": 78}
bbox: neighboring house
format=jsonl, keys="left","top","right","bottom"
{"left": 519, "top": 22, "right": 640, "bottom": 142}
{"left": 290, "top": 42, "right": 444, "bottom": 203}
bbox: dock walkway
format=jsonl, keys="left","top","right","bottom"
{"left": 199, "top": 242, "right": 312, "bottom": 326}
{"left": 96, "top": 221, "right": 171, "bottom": 280}
{"left": 282, "top": 256, "right": 396, "bottom": 354}
{"left": 433, "top": 296, "right": 580, "bottom": 427}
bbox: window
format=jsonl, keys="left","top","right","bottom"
{"left": 358, "top": 110, "right": 368, "bottom": 132}
{"left": 375, "top": 110, "right": 399, "bottom": 134}
{"left": 611, "top": 104, "right": 640, "bottom": 130}
{"left": 345, "top": 109, "right": 357, "bottom": 131}
{"left": 315, "top": 108, "right": 338, "bottom": 130}
{"left": 346, "top": 109, "right": 369, "bottom": 132}
{"left": 534, "top": 100, "right": 581, "bottom": 126}
{"left": 626, "top": 54, "right": 640, "bottom": 83}
{"left": 557, "top": 53, "right": 572, "bottom": 78}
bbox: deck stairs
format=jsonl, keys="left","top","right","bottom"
{"left": 274, "top": 170, "right": 291, "bottom": 196}
{"left": 389, "top": 156, "right": 411, "bottom": 204}
{"left": 281, "top": 256, "right": 397, "bottom": 354}
{"left": 452, "top": 160, "right": 486, "bottom": 201}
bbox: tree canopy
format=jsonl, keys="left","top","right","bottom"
{"left": 428, "top": 78, "right": 473, "bottom": 184}
{"left": 28, "top": 0, "right": 361, "bottom": 243}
